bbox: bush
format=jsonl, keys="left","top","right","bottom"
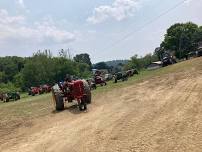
{"left": 0, "top": 82, "right": 20, "bottom": 93}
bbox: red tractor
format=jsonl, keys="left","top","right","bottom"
{"left": 41, "top": 84, "right": 52, "bottom": 93}
{"left": 94, "top": 76, "right": 107, "bottom": 86}
{"left": 93, "top": 70, "right": 107, "bottom": 86}
{"left": 52, "top": 80, "right": 91, "bottom": 111}
{"left": 28, "top": 87, "right": 43, "bottom": 96}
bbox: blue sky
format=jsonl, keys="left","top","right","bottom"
{"left": 0, "top": 0, "right": 201, "bottom": 63}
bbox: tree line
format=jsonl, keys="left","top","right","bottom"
{"left": 0, "top": 50, "right": 92, "bottom": 92}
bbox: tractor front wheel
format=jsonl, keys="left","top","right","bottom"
{"left": 86, "top": 92, "right": 92, "bottom": 104}
{"left": 79, "top": 99, "right": 87, "bottom": 111}
{"left": 55, "top": 94, "right": 64, "bottom": 111}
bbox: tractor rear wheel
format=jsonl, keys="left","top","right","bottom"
{"left": 55, "top": 94, "right": 64, "bottom": 111}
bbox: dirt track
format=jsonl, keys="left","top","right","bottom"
{"left": 1, "top": 62, "right": 202, "bottom": 152}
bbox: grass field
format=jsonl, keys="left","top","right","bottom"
{"left": 0, "top": 57, "right": 201, "bottom": 131}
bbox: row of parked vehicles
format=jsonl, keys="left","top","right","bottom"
{"left": 0, "top": 84, "right": 52, "bottom": 103}
{"left": 28, "top": 84, "right": 52, "bottom": 96}
{"left": 86, "top": 69, "right": 139, "bottom": 90}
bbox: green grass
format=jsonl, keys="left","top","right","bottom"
{"left": 0, "top": 57, "right": 201, "bottom": 128}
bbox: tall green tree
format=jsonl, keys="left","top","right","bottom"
{"left": 193, "top": 26, "right": 202, "bottom": 45}
{"left": 0, "top": 56, "right": 24, "bottom": 83}
{"left": 74, "top": 53, "right": 92, "bottom": 69}
{"left": 161, "top": 22, "right": 198, "bottom": 59}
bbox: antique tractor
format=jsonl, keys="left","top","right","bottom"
{"left": 126, "top": 69, "right": 139, "bottom": 77}
{"left": 114, "top": 72, "right": 128, "bottom": 83}
{"left": 2, "top": 92, "right": 20, "bottom": 102}
{"left": 52, "top": 80, "right": 91, "bottom": 111}
{"left": 161, "top": 52, "right": 177, "bottom": 67}
{"left": 93, "top": 70, "right": 107, "bottom": 86}
{"left": 94, "top": 76, "right": 107, "bottom": 86}
{"left": 28, "top": 87, "right": 43, "bottom": 96}
{"left": 41, "top": 84, "right": 52, "bottom": 93}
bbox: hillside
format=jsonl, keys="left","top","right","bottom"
{"left": 0, "top": 57, "right": 202, "bottom": 152}
{"left": 104, "top": 60, "right": 129, "bottom": 67}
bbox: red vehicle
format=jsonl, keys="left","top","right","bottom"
{"left": 28, "top": 87, "right": 43, "bottom": 96}
{"left": 94, "top": 76, "right": 107, "bottom": 86}
{"left": 41, "top": 84, "right": 52, "bottom": 93}
{"left": 52, "top": 80, "right": 91, "bottom": 111}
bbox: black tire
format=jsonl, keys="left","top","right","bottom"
{"left": 79, "top": 104, "right": 83, "bottom": 111}
{"left": 83, "top": 102, "right": 87, "bottom": 110}
{"left": 83, "top": 80, "right": 91, "bottom": 104}
{"left": 6, "top": 98, "right": 9, "bottom": 102}
{"left": 14, "top": 97, "right": 17, "bottom": 101}
{"left": 55, "top": 94, "right": 64, "bottom": 111}
{"left": 79, "top": 98, "right": 87, "bottom": 111}
{"left": 92, "top": 84, "right": 96, "bottom": 90}
{"left": 86, "top": 92, "right": 92, "bottom": 104}
{"left": 16, "top": 94, "right": 20, "bottom": 100}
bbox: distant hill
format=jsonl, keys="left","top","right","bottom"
{"left": 104, "top": 60, "right": 129, "bottom": 68}
{"left": 93, "top": 60, "right": 129, "bottom": 72}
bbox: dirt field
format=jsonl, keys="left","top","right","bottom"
{"left": 0, "top": 58, "right": 202, "bottom": 152}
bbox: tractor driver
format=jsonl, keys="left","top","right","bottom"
{"left": 65, "top": 74, "right": 73, "bottom": 83}
{"left": 63, "top": 75, "right": 73, "bottom": 93}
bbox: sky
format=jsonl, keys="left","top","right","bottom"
{"left": 0, "top": 0, "right": 201, "bottom": 63}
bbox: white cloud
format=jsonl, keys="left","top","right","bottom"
{"left": 87, "top": 0, "right": 140, "bottom": 24}
{"left": 0, "top": 9, "right": 25, "bottom": 24}
{"left": 184, "top": 0, "right": 193, "bottom": 4}
{"left": 15, "top": 0, "right": 30, "bottom": 13}
{"left": 16, "top": 0, "right": 26, "bottom": 8}
{"left": 0, "top": 9, "right": 76, "bottom": 46}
